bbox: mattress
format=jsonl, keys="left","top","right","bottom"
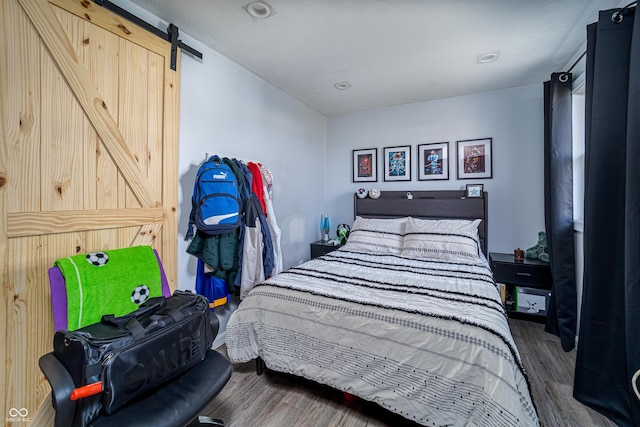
{"left": 225, "top": 248, "right": 539, "bottom": 427}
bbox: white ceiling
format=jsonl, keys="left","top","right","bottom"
{"left": 126, "top": 0, "right": 624, "bottom": 116}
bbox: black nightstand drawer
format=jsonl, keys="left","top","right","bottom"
{"left": 310, "top": 240, "right": 340, "bottom": 259}
{"left": 489, "top": 252, "right": 552, "bottom": 290}
{"left": 492, "top": 262, "right": 552, "bottom": 289}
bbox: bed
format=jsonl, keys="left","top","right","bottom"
{"left": 225, "top": 190, "right": 539, "bottom": 426}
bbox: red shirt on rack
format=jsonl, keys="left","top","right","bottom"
{"left": 247, "top": 162, "right": 267, "bottom": 216}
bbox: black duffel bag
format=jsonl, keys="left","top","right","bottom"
{"left": 52, "top": 290, "right": 215, "bottom": 426}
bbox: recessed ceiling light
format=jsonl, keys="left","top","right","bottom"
{"left": 245, "top": 1, "right": 272, "bottom": 19}
{"left": 477, "top": 52, "right": 500, "bottom": 64}
{"left": 334, "top": 81, "right": 352, "bottom": 90}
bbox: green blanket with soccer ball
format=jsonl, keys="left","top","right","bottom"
{"left": 54, "top": 245, "right": 162, "bottom": 330}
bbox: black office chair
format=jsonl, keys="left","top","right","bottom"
{"left": 39, "top": 313, "right": 232, "bottom": 427}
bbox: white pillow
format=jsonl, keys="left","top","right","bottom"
{"left": 342, "top": 216, "right": 409, "bottom": 255}
{"left": 401, "top": 217, "right": 482, "bottom": 262}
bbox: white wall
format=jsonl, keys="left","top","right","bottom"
{"left": 113, "top": 1, "right": 326, "bottom": 346}
{"left": 325, "top": 84, "right": 546, "bottom": 254}
{"left": 175, "top": 37, "right": 326, "bottom": 282}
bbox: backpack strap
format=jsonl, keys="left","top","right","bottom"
{"left": 185, "top": 174, "right": 200, "bottom": 240}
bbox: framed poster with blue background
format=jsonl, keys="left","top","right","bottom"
{"left": 383, "top": 145, "right": 411, "bottom": 181}
{"left": 418, "top": 142, "right": 449, "bottom": 181}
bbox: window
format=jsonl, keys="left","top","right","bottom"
{"left": 572, "top": 82, "right": 585, "bottom": 232}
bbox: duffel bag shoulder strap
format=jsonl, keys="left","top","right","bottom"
{"left": 100, "top": 297, "right": 167, "bottom": 340}
{"left": 100, "top": 297, "right": 166, "bottom": 328}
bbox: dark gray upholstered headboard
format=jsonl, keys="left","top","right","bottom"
{"left": 354, "top": 190, "right": 489, "bottom": 256}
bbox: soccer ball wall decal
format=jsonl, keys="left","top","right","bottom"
{"left": 86, "top": 252, "right": 109, "bottom": 267}
{"left": 131, "top": 285, "right": 150, "bottom": 304}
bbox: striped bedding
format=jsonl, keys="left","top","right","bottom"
{"left": 225, "top": 248, "right": 539, "bottom": 427}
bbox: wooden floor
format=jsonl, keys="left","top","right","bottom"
{"left": 509, "top": 319, "right": 616, "bottom": 427}
{"left": 201, "top": 319, "right": 617, "bottom": 427}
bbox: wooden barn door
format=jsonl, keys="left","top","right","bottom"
{"left": 0, "top": 0, "right": 180, "bottom": 422}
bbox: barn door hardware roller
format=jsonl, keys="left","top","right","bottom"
{"left": 93, "top": 0, "right": 203, "bottom": 71}
{"left": 167, "top": 24, "right": 202, "bottom": 71}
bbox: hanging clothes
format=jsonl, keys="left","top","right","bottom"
{"left": 186, "top": 229, "right": 239, "bottom": 290}
{"left": 239, "top": 195, "right": 265, "bottom": 299}
{"left": 259, "top": 163, "right": 283, "bottom": 275}
{"left": 223, "top": 157, "right": 251, "bottom": 291}
{"left": 234, "top": 160, "right": 274, "bottom": 279}
{"left": 247, "top": 162, "right": 267, "bottom": 216}
{"left": 186, "top": 155, "right": 279, "bottom": 301}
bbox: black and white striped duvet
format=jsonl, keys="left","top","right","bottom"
{"left": 225, "top": 248, "right": 539, "bottom": 427}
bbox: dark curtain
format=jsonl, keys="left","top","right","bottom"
{"left": 543, "top": 73, "right": 577, "bottom": 352}
{"left": 574, "top": 6, "right": 640, "bottom": 427}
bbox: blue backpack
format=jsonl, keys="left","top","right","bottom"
{"left": 186, "top": 156, "right": 241, "bottom": 239}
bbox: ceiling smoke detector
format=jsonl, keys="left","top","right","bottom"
{"left": 245, "top": 1, "right": 273, "bottom": 19}
{"left": 334, "top": 81, "right": 352, "bottom": 90}
{"left": 477, "top": 52, "right": 500, "bottom": 64}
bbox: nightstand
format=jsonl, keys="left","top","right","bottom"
{"left": 310, "top": 240, "right": 340, "bottom": 259}
{"left": 489, "top": 252, "right": 552, "bottom": 321}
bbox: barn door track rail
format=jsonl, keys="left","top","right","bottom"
{"left": 93, "top": 0, "right": 202, "bottom": 71}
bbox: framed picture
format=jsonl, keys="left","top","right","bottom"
{"left": 456, "top": 138, "right": 493, "bottom": 179}
{"left": 383, "top": 145, "right": 411, "bottom": 181}
{"left": 466, "top": 183, "right": 484, "bottom": 198}
{"left": 352, "top": 148, "right": 377, "bottom": 182}
{"left": 418, "top": 142, "right": 449, "bottom": 180}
